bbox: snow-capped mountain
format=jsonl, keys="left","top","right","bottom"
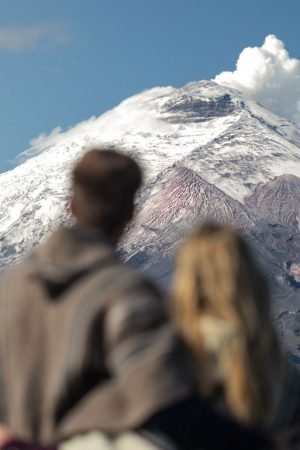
{"left": 0, "top": 80, "right": 299, "bottom": 359}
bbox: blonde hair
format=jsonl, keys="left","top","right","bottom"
{"left": 172, "top": 223, "right": 284, "bottom": 426}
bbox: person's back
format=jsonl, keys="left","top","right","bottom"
{"left": 0, "top": 225, "right": 192, "bottom": 442}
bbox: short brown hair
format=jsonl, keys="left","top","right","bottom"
{"left": 72, "top": 148, "right": 142, "bottom": 233}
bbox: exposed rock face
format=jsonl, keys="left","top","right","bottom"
{"left": 277, "top": 309, "right": 300, "bottom": 364}
{"left": 163, "top": 93, "right": 236, "bottom": 123}
{"left": 123, "top": 165, "right": 256, "bottom": 259}
{"left": 245, "top": 174, "right": 300, "bottom": 231}
{"left": 122, "top": 165, "right": 300, "bottom": 312}
{"left": 122, "top": 165, "right": 258, "bottom": 286}
{"left": 286, "top": 257, "right": 300, "bottom": 289}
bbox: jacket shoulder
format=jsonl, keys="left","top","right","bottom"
{"left": 92, "top": 259, "right": 163, "bottom": 302}
{"left": 0, "top": 257, "right": 35, "bottom": 293}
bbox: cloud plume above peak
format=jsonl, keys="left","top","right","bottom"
{"left": 0, "top": 21, "right": 71, "bottom": 52}
{"left": 214, "top": 35, "right": 300, "bottom": 126}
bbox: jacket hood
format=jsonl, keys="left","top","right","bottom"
{"left": 30, "top": 224, "right": 117, "bottom": 299}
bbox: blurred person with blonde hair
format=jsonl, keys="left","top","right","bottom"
{"left": 172, "top": 223, "right": 300, "bottom": 429}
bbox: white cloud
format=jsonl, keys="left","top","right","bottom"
{"left": 214, "top": 35, "right": 300, "bottom": 126}
{"left": 17, "top": 86, "right": 176, "bottom": 161}
{"left": 0, "top": 21, "right": 70, "bottom": 51}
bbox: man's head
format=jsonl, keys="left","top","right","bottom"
{"left": 71, "top": 148, "right": 142, "bottom": 239}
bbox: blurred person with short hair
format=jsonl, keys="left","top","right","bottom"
{"left": 0, "top": 148, "right": 188, "bottom": 443}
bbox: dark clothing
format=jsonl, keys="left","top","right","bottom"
{"left": 0, "top": 224, "right": 192, "bottom": 444}
{"left": 143, "top": 397, "right": 272, "bottom": 450}
{"left": 2, "top": 441, "right": 56, "bottom": 450}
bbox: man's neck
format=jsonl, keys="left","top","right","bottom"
{"left": 74, "top": 221, "right": 120, "bottom": 247}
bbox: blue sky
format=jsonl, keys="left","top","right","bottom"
{"left": 0, "top": 0, "right": 299, "bottom": 172}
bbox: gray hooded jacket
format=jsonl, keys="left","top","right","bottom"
{"left": 0, "top": 224, "right": 193, "bottom": 444}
